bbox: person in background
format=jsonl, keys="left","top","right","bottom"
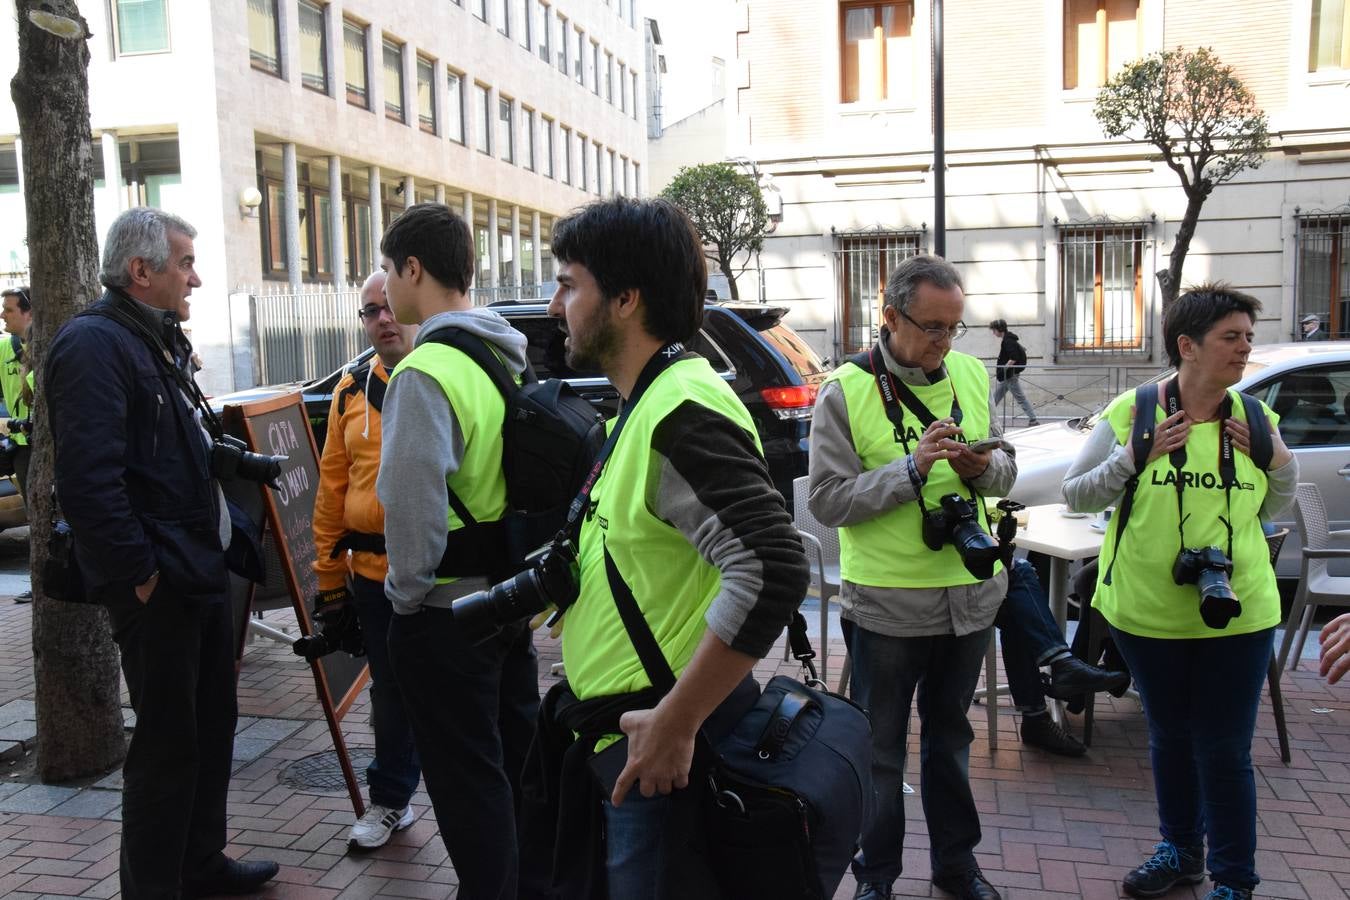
{"left": 1300, "top": 313, "right": 1327, "bottom": 341}
{"left": 1063, "top": 285, "right": 1298, "bottom": 900}
{"left": 0, "top": 285, "right": 33, "bottom": 603}
{"left": 989, "top": 319, "right": 1038, "bottom": 426}
{"left": 311, "top": 270, "right": 422, "bottom": 850}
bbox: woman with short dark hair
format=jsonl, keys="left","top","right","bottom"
{"left": 1062, "top": 284, "right": 1299, "bottom": 900}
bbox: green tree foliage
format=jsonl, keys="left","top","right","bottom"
{"left": 661, "top": 162, "right": 769, "bottom": 301}
{"left": 1094, "top": 47, "right": 1270, "bottom": 309}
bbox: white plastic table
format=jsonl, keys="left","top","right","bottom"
{"left": 1013, "top": 503, "right": 1107, "bottom": 633}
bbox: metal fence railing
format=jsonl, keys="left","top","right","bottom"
{"left": 991, "top": 363, "right": 1165, "bottom": 429}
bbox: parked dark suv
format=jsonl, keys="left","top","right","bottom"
{"left": 214, "top": 302, "right": 827, "bottom": 510}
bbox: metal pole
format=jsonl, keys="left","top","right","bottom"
{"left": 932, "top": 0, "right": 945, "bottom": 258}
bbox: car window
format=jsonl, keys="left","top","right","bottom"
{"left": 688, "top": 329, "right": 732, "bottom": 376}
{"left": 761, "top": 324, "right": 828, "bottom": 384}
{"left": 511, "top": 315, "right": 602, "bottom": 379}
{"left": 1254, "top": 363, "right": 1350, "bottom": 448}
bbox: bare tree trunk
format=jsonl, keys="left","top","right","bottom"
{"left": 11, "top": 0, "right": 126, "bottom": 782}
{"left": 717, "top": 252, "right": 741, "bottom": 301}
{"left": 1156, "top": 189, "right": 1207, "bottom": 313}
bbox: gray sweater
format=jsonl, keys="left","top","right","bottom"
{"left": 378, "top": 308, "right": 529, "bottom": 615}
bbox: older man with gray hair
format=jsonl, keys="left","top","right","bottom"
{"left": 809, "top": 254, "right": 1012, "bottom": 900}
{"left": 45, "top": 207, "right": 278, "bottom": 899}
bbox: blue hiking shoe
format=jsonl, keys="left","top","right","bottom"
{"left": 1203, "top": 885, "right": 1252, "bottom": 900}
{"left": 1122, "top": 840, "right": 1205, "bottom": 898}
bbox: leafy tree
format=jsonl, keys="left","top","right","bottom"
{"left": 661, "top": 162, "right": 769, "bottom": 301}
{"left": 11, "top": 0, "right": 126, "bottom": 781}
{"left": 1094, "top": 47, "right": 1270, "bottom": 309}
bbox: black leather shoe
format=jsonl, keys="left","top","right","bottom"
{"left": 854, "top": 881, "right": 893, "bottom": 900}
{"left": 183, "top": 857, "right": 280, "bottom": 897}
{"left": 933, "top": 867, "right": 1002, "bottom": 900}
{"left": 1044, "top": 656, "right": 1130, "bottom": 701}
{"left": 1020, "top": 711, "right": 1087, "bottom": 757}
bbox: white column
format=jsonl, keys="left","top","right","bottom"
{"left": 510, "top": 205, "right": 522, "bottom": 290}
{"left": 101, "top": 131, "right": 124, "bottom": 213}
{"left": 487, "top": 199, "right": 500, "bottom": 290}
{"left": 404, "top": 174, "right": 415, "bottom": 209}
{"left": 434, "top": 184, "right": 446, "bottom": 205}
{"left": 328, "top": 156, "right": 346, "bottom": 285}
{"left": 368, "top": 165, "right": 383, "bottom": 257}
{"left": 462, "top": 190, "right": 474, "bottom": 227}
{"left": 282, "top": 143, "right": 302, "bottom": 287}
{"left": 531, "top": 210, "right": 543, "bottom": 288}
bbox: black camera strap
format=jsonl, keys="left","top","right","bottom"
{"left": 1163, "top": 379, "right": 1236, "bottom": 561}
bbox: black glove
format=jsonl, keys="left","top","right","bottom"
{"left": 292, "top": 586, "right": 365, "bottom": 661}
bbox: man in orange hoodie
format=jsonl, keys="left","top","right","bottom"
{"left": 312, "top": 270, "right": 422, "bottom": 850}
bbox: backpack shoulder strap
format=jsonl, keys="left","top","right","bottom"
{"left": 336, "top": 361, "right": 370, "bottom": 417}
{"left": 9, "top": 334, "right": 22, "bottom": 363}
{"left": 425, "top": 327, "right": 518, "bottom": 399}
{"left": 1238, "top": 392, "right": 1274, "bottom": 471}
{"left": 1102, "top": 382, "right": 1158, "bottom": 586}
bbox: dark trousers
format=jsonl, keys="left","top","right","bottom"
{"left": 1110, "top": 625, "right": 1274, "bottom": 891}
{"left": 106, "top": 586, "right": 237, "bottom": 900}
{"left": 351, "top": 574, "right": 420, "bottom": 810}
{"left": 388, "top": 608, "right": 540, "bottom": 900}
{"left": 996, "top": 558, "right": 1070, "bottom": 712}
{"left": 849, "top": 624, "right": 991, "bottom": 884}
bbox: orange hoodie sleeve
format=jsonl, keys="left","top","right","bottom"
{"left": 312, "top": 376, "right": 354, "bottom": 592}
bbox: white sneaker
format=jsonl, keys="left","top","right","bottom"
{"left": 347, "top": 804, "right": 414, "bottom": 850}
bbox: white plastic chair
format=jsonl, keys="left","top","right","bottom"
{"left": 1277, "top": 483, "right": 1350, "bottom": 675}
{"left": 792, "top": 476, "right": 842, "bottom": 688}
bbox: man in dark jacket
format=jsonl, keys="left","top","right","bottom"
{"left": 45, "top": 207, "right": 278, "bottom": 900}
{"left": 989, "top": 319, "right": 1038, "bottom": 426}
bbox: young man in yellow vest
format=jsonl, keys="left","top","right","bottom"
{"left": 311, "top": 270, "right": 422, "bottom": 849}
{"left": 376, "top": 203, "right": 539, "bottom": 900}
{"left": 809, "top": 254, "right": 1011, "bottom": 900}
{"left": 526, "top": 197, "right": 808, "bottom": 899}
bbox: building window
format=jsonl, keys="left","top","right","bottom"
{"left": 537, "top": 1, "right": 551, "bottom": 61}
{"left": 1297, "top": 212, "right": 1349, "bottom": 337}
{"left": 113, "top": 0, "right": 170, "bottom": 55}
{"left": 298, "top": 0, "right": 328, "bottom": 94}
{"left": 574, "top": 26, "right": 584, "bottom": 84}
{"left": 1057, "top": 223, "right": 1149, "bottom": 353}
{"left": 579, "top": 132, "right": 588, "bottom": 190}
{"left": 447, "top": 69, "right": 466, "bottom": 143}
{"left": 622, "top": 157, "right": 630, "bottom": 196}
{"left": 543, "top": 116, "right": 555, "bottom": 178}
{"left": 259, "top": 172, "right": 340, "bottom": 282}
{"left": 498, "top": 0, "right": 511, "bottom": 35}
{"left": 383, "top": 39, "right": 405, "bottom": 122}
{"left": 605, "top": 52, "right": 614, "bottom": 102}
{"left": 592, "top": 41, "right": 602, "bottom": 95}
{"left": 594, "top": 142, "right": 604, "bottom": 195}
{"left": 475, "top": 0, "right": 487, "bottom": 22}
{"left": 1063, "top": 0, "right": 1141, "bottom": 91}
{"left": 516, "top": 0, "right": 531, "bottom": 48}
{"left": 834, "top": 231, "right": 923, "bottom": 355}
{"left": 633, "top": 161, "right": 640, "bottom": 197}
{"left": 416, "top": 56, "right": 436, "bottom": 133}
{"left": 1310, "top": 0, "right": 1350, "bottom": 72}
{"left": 631, "top": 70, "right": 639, "bottom": 119}
{"left": 349, "top": 198, "right": 372, "bottom": 277}
{"left": 476, "top": 84, "right": 492, "bottom": 154}
{"left": 499, "top": 97, "right": 516, "bottom": 163}
{"left": 561, "top": 125, "right": 572, "bottom": 184}
{"left": 522, "top": 107, "right": 536, "bottom": 171}
{"left": 342, "top": 21, "right": 368, "bottom": 108}
{"left": 248, "top": 0, "right": 281, "bottom": 75}
{"left": 556, "top": 14, "right": 569, "bottom": 73}
{"left": 608, "top": 149, "right": 617, "bottom": 195}
{"left": 840, "top": 2, "right": 912, "bottom": 104}
{"left": 619, "top": 62, "right": 628, "bottom": 112}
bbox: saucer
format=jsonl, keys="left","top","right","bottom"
{"left": 1058, "top": 507, "right": 1089, "bottom": 519}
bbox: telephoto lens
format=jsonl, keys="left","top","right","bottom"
{"left": 925, "top": 493, "right": 1001, "bottom": 580}
{"left": 1172, "top": 546, "right": 1241, "bottom": 629}
{"left": 451, "top": 539, "right": 580, "bottom": 644}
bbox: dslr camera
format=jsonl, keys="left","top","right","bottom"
{"left": 211, "top": 434, "right": 287, "bottom": 488}
{"left": 0, "top": 435, "right": 23, "bottom": 479}
{"left": 1172, "top": 546, "right": 1241, "bottom": 629}
{"left": 451, "top": 538, "right": 579, "bottom": 643}
{"left": 292, "top": 607, "right": 365, "bottom": 661}
{"left": 922, "top": 493, "right": 1002, "bottom": 580}
{"left": 7, "top": 418, "right": 32, "bottom": 436}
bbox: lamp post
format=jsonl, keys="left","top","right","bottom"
{"left": 932, "top": 0, "right": 946, "bottom": 258}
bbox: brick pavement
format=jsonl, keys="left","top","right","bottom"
{"left": 0, "top": 598, "right": 1348, "bottom": 899}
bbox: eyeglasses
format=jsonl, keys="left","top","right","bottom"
{"left": 898, "top": 307, "right": 966, "bottom": 342}
{"left": 357, "top": 304, "right": 393, "bottom": 322}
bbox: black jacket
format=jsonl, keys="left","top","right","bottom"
{"left": 995, "top": 330, "right": 1028, "bottom": 382}
{"left": 46, "top": 292, "right": 227, "bottom": 599}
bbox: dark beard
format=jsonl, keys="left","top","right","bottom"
{"left": 564, "top": 320, "right": 618, "bottom": 374}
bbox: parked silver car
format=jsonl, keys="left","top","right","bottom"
{"left": 1007, "top": 341, "right": 1350, "bottom": 577}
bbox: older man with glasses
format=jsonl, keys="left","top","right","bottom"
{"left": 809, "top": 254, "right": 1012, "bottom": 900}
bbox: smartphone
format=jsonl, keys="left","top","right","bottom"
{"left": 967, "top": 437, "right": 1012, "bottom": 454}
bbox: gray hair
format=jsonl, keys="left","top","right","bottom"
{"left": 100, "top": 207, "right": 197, "bottom": 288}
{"left": 882, "top": 254, "right": 964, "bottom": 313}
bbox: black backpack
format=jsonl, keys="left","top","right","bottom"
{"left": 427, "top": 328, "right": 606, "bottom": 581}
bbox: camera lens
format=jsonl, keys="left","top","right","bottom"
{"left": 451, "top": 541, "right": 579, "bottom": 644}
{"left": 952, "top": 520, "right": 1001, "bottom": 580}
{"left": 1196, "top": 568, "right": 1241, "bottom": 629}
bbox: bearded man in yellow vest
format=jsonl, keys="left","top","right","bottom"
{"left": 376, "top": 203, "right": 539, "bottom": 900}
{"left": 809, "top": 254, "right": 1013, "bottom": 900}
{"left": 522, "top": 197, "right": 808, "bottom": 899}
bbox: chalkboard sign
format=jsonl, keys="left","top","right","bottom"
{"left": 222, "top": 393, "right": 367, "bottom": 817}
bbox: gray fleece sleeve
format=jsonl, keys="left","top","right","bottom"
{"left": 379, "top": 368, "right": 465, "bottom": 614}
{"left": 1062, "top": 419, "right": 1136, "bottom": 513}
{"left": 648, "top": 401, "right": 809, "bottom": 659}
{"left": 1261, "top": 454, "right": 1300, "bottom": 520}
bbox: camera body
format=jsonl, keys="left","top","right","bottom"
{"left": 451, "top": 538, "right": 580, "bottom": 643}
{"left": 292, "top": 606, "right": 365, "bottom": 661}
{"left": 921, "top": 493, "right": 1002, "bottom": 580}
{"left": 1172, "top": 545, "right": 1241, "bottom": 629}
{"left": 7, "top": 418, "right": 31, "bottom": 436}
{"left": 0, "top": 434, "right": 22, "bottom": 478}
{"left": 211, "top": 434, "right": 287, "bottom": 487}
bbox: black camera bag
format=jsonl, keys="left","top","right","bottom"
{"left": 426, "top": 328, "right": 606, "bottom": 579}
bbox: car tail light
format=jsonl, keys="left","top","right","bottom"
{"left": 760, "top": 385, "right": 818, "bottom": 421}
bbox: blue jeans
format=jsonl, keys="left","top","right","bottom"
{"left": 602, "top": 791, "right": 672, "bottom": 900}
{"left": 849, "top": 624, "right": 992, "bottom": 883}
{"left": 996, "top": 559, "right": 1069, "bottom": 712}
{"left": 351, "top": 574, "right": 421, "bottom": 810}
{"left": 1109, "top": 625, "right": 1274, "bottom": 891}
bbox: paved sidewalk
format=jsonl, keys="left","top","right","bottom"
{"left": 0, "top": 596, "right": 1348, "bottom": 899}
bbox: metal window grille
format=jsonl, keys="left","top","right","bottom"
{"left": 1056, "top": 222, "right": 1151, "bottom": 357}
{"left": 831, "top": 228, "right": 924, "bottom": 358}
{"left": 1295, "top": 208, "right": 1350, "bottom": 339}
